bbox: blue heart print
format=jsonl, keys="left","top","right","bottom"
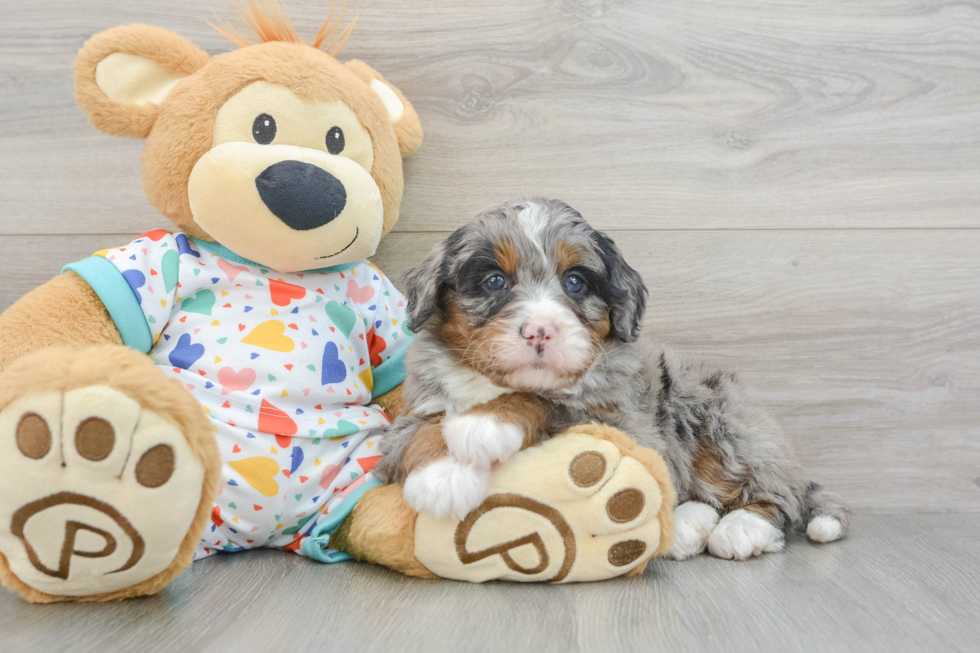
{"left": 175, "top": 233, "right": 201, "bottom": 258}
{"left": 122, "top": 269, "right": 145, "bottom": 303}
{"left": 321, "top": 341, "right": 347, "bottom": 385}
{"left": 290, "top": 447, "right": 304, "bottom": 474}
{"left": 169, "top": 333, "right": 205, "bottom": 369}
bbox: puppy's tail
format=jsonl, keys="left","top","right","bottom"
{"left": 803, "top": 482, "right": 850, "bottom": 543}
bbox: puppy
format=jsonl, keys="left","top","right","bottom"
{"left": 376, "top": 197, "right": 850, "bottom": 560}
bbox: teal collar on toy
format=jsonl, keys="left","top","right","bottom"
{"left": 190, "top": 238, "right": 355, "bottom": 274}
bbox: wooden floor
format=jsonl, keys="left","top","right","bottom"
{"left": 1, "top": 514, "right": 978, "bottom": 653}
{"left": 0, "top": 0, "right": 978, "bottom": 650}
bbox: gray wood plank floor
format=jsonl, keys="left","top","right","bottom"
{"left": 0, "top": 0, "right": 978, "bottom": 650}
{"left": 2, "top": 514, "right": 978, "bottom": 653}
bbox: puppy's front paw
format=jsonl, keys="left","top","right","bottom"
{"left": 670, "top": 501, "right": 720, "bottom": 560}
{"left": 443, "top": 413, "right": 524, "bottom": 467}
{"left": 707, "top": 509, "right": 784, "bottom": 560}
{"left": 403, "top": 458, "right": 491, "bottom": 521}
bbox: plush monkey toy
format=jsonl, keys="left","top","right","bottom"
{"left": 0, "top": 3, "right": 675, "bottom": 603}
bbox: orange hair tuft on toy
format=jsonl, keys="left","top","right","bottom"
{"left": 207, "top": 0, "right": 357, "bottom": 56}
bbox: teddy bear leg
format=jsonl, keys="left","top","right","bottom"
{"left": 332, "top": 423, "right": 676, "bottom": 583}
{"left": 0, "top": 345, "right": 220, "bottom": 603}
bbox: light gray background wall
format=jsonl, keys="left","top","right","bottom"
{"left": 1, "top": 2, "right": 978, "bottom": 651}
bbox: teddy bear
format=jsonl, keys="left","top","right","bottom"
{"left": 0, "top": 2, "right": 676, "bottom": 603}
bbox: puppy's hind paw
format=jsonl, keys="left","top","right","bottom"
{"left": 807, "top": 516, "right": 844, "bottom": 543}
{"left": 707, "top": 509, "right": 784, "bottom": 560}
{"left": 670, "top": 501, "right": 719, "bottom": 560}
{"left": 403, "top": 458, "right": 490, "bottom": 521}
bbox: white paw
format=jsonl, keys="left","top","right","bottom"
{"left": 0, "top": 386, "right": 206, "bottom": 597}
{"left": 442, "top": 413, "right": 524, "bottom": 467}
{"left": 670, "top": 501, "right": 720, "bottom": 560}
{"left": 707, "top": 509, "right": 785, "bottom": 560}
{"left": 807, "top": 516, "right": 844, "bottom": 543}
{"left": 403, "top": 457, "right": 491, "bottom": 521}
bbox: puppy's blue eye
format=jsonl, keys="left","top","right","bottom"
{"left": 564, "top": 274, "right": 584, "bottom": 294}
{"left": 485, "top": 275, "right": 506, "bottom": 291}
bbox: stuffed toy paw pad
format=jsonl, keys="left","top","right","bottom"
{"left": 414, "top": 424, "right": 676, "bottom": 583}
{"left": 0, "top": 347, "right": 219, "bottom": 603}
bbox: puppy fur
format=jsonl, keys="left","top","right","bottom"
{"left": 376, "top": 197, "right": 850, "bottom": 557}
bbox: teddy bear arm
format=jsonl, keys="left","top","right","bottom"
{"left": 0, "top": 272, "right": 122, "bottom": 371}
{"left": 334, "top": 424, "right": 677, "bottom": 583}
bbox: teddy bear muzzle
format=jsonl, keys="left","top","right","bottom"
{"left": 187, "top": 140, "right": 384, "bottom": 272}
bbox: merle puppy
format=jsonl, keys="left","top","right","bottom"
{"left": 376, "top": 197, "right": 849, "bottom": 560}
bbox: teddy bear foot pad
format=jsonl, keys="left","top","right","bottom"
{"left": 414, "top": 425, "right": 674, "bottom": 583}
{"left": 0, "top": 349, "right": 213, "bottom": 602}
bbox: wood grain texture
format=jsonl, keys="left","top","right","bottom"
{"left": 2, "top": 514, "right": 979, "bottom": 653}
{"left": 3, "top": 230, "right": 978, "bottom": 512}
{"left": 0, "top": 0, "right": 978, "bottom": 233}
{"left": 1, "top": 0, "right": 979, "bottom": 646}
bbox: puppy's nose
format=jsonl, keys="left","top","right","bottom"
{"left": 255, "top": 160, "right": 347, "bottom": 231}
{"left": 522, "top": 321, "right": 558, "bottom": 350}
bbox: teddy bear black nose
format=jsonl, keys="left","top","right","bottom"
{"left": 255, "top": 160, "right": 347, "bottom": 231}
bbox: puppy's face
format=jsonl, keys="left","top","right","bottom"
{"left": 406, "top": 198, "right": 647, "bottom": 392}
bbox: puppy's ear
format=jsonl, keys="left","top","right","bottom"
{"left": 74, "top": 25, "right": 209, "bottom": 139}
{"left": 405, "top": 240, "right": 449, "bottom": 332}
{"left": 596, "top": 232, "right": 647, "bottom": 342}
{"left": 345, "top": 60, "right": 423, "bottom": 157}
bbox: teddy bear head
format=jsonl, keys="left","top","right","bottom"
{"left": 73, "top": 4, "right": 422, "bottom": 272}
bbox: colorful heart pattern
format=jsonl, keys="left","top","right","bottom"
{"left": 346, "top": 279, "right": 375, "bottom": 304}
{"left": 270, "top": 278, "right": 307, "bottom": 306}
{"left": 228, "top": 456, "right": 281, "bottom": 497}
{"left": 169, "top": 333, "right": 204, "bottom": 370}
{"left": 321, "top": 342, "right": 347, "bottom": 385}
{"left": 325, "top": 300, "right": 356, "bottom": 339}
{"left": 95, "top": 230, "right": 411, "bottom": 556}
{"left": 218, "top": 366, "right": 256, "bottom": 395}
{"left": 216, "top": 257, "right": 249, "bottom": 281}
{"left": 182, "top": 289, "right": 216, "bottom": 316}
{"left": 257, "top": 399, "right": 298, "bottom": 436}
{"left": 242, "top": 320, "right": 295, "bottom": 352}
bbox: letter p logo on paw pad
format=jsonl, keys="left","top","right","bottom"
{"left": 0, "top": 385, "right": 208, "bottom": 598}
{"left": 10, "top": 493, "right": 145, "bottom": 581}
{"left": 414, "top": 431, "right": 669, "bottom": 584}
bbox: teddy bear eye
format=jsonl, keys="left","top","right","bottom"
{"left": 252, "top": 113, "right": 277, "bottom": 145}
{"left": 326, "top": 126, "right": 345, "bottom": 155}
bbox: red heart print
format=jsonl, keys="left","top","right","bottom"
{"left": 140, "top": 229, "right": 169, "bottom": 242}
{"left": 269, "top": 279, "right": 306, "bottom": 306}
{"left": 258, "top": 400, "right": 298, "bottom": 436}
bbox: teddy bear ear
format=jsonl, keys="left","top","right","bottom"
{"left": 74, "top": 25, "right": 209, "bottom": 139}
{"left": 344, "top": 60, "right": 423, "bottom": 157}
